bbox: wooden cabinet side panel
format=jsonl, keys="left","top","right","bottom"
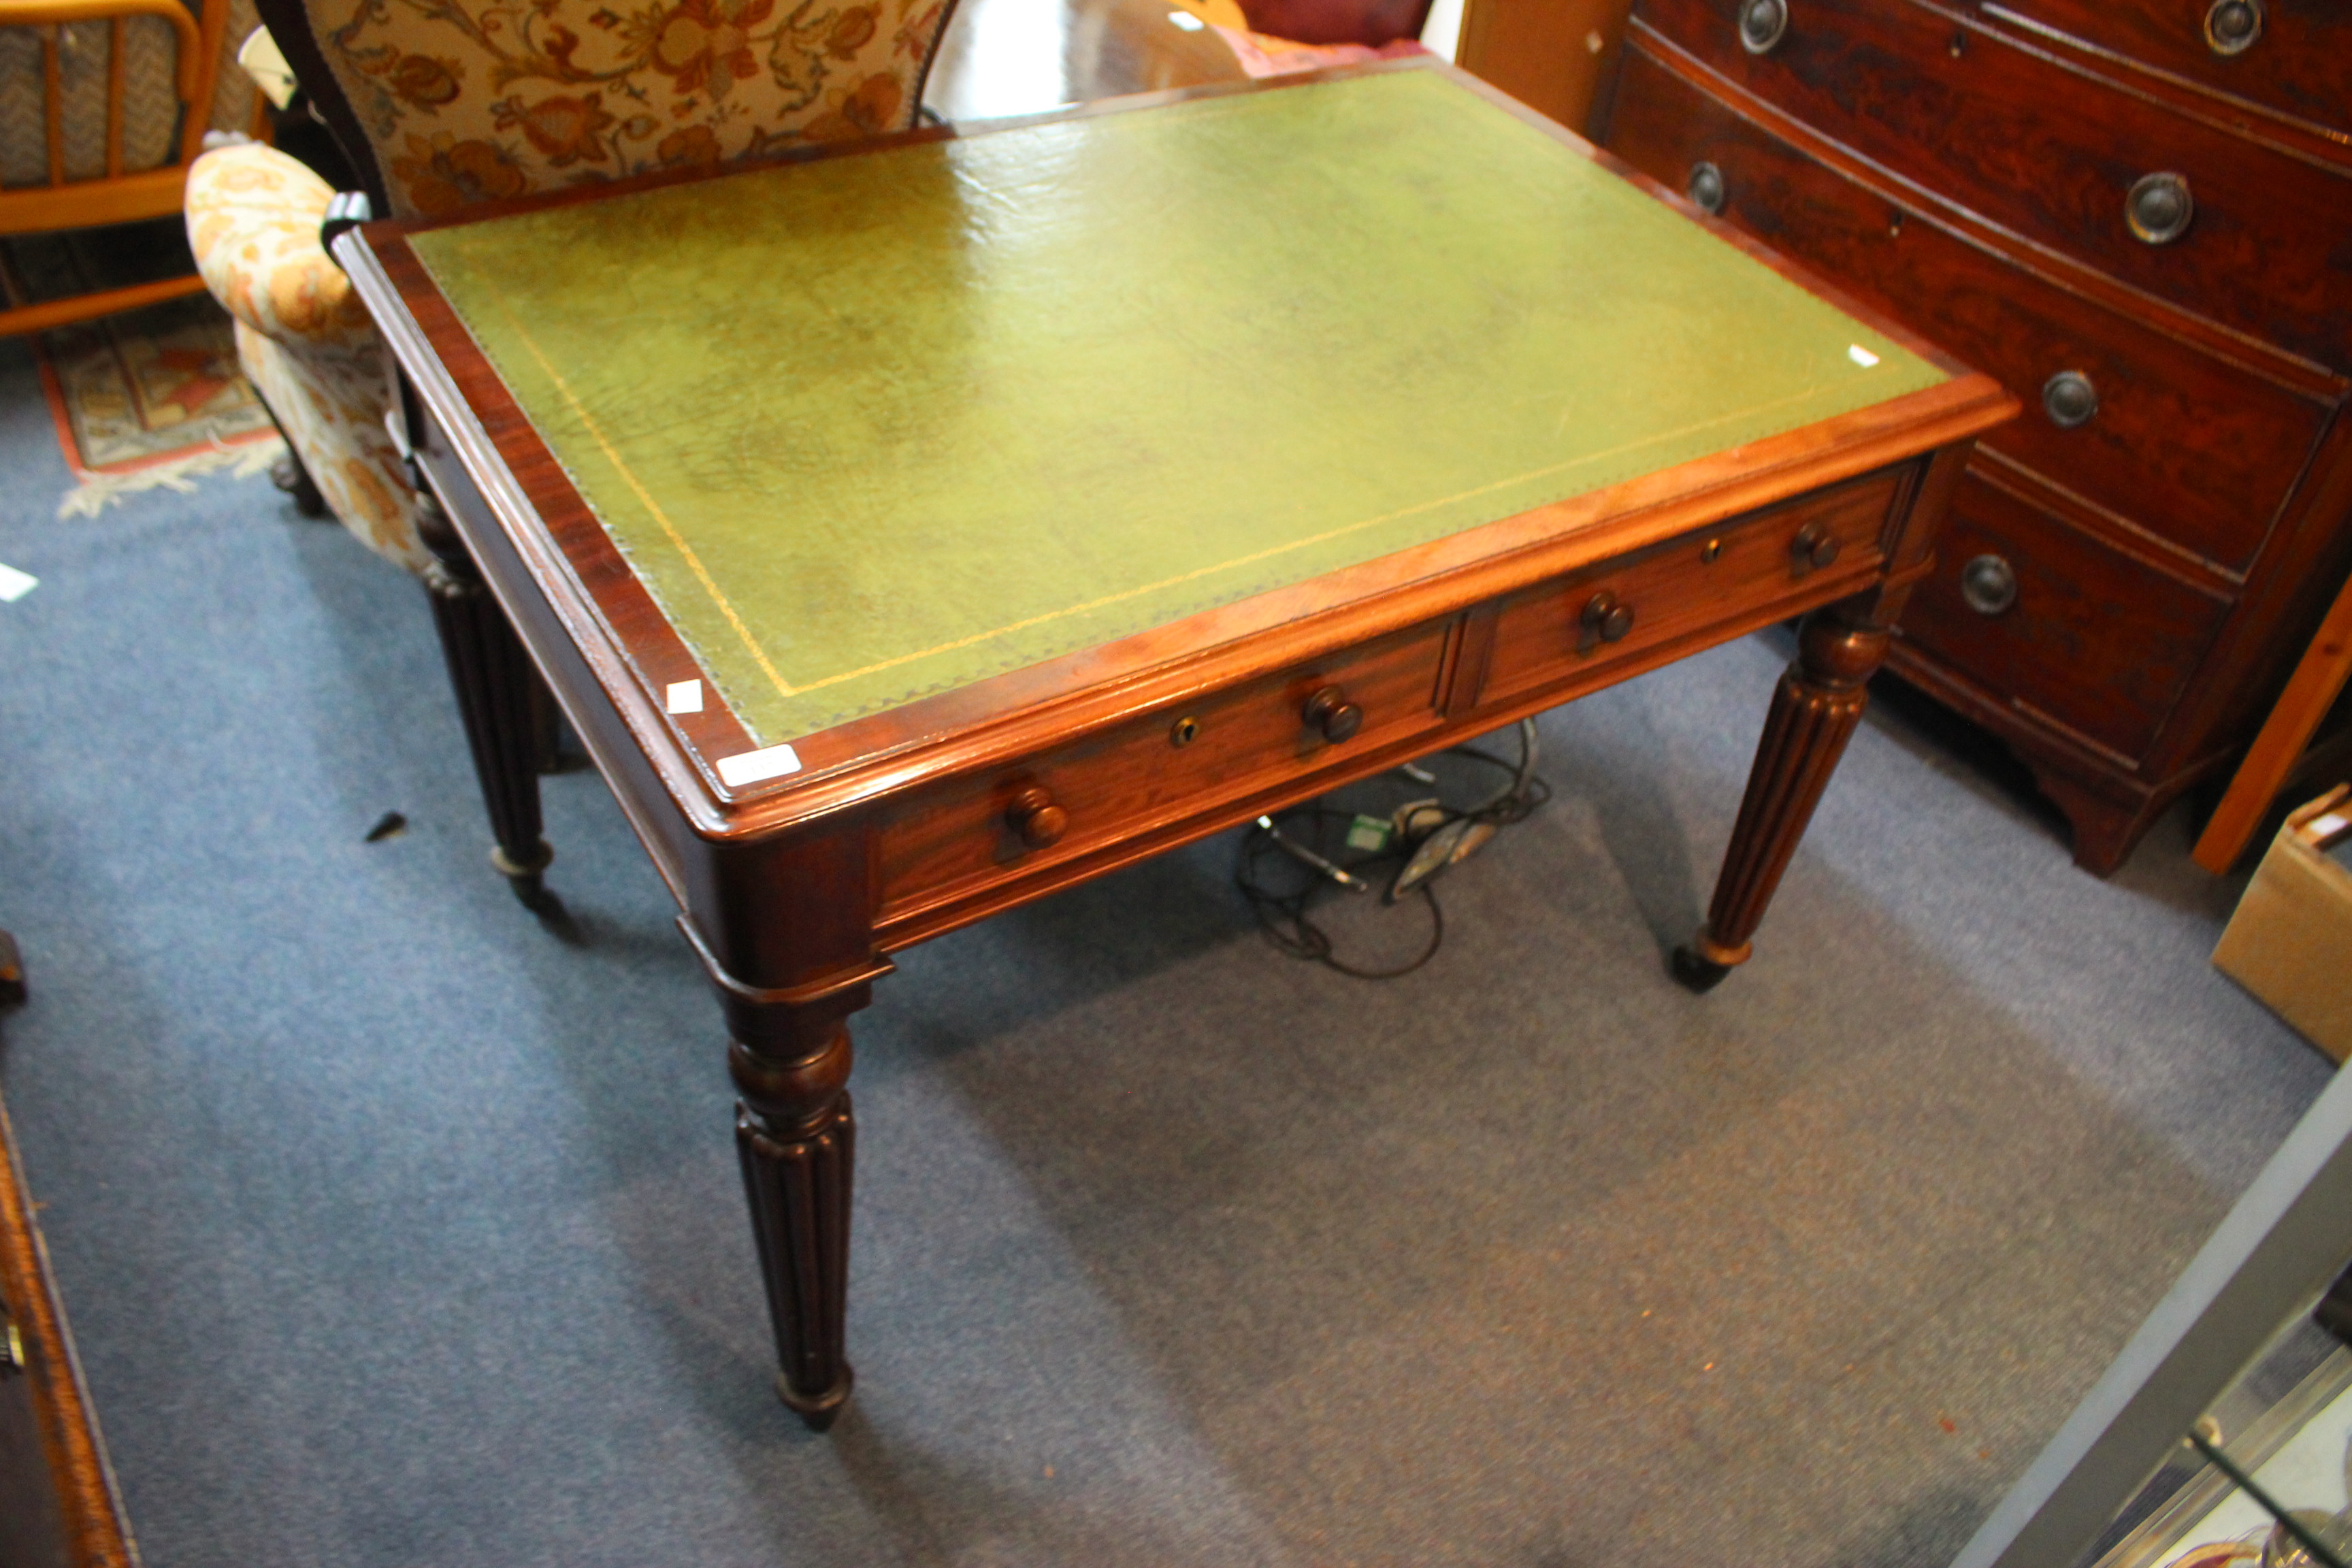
{"left": 0, "top": 1097, "right": 136, "bottom": 1568}
{"left": 1454, "top": 0, "right": 1631, "bottom": 132}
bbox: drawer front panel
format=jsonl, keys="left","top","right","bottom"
{"left": 1897, "top": 467, "right": 2230, "bottom": 761}
{"left": 1632, "top": 0, "right": 2352, "bottom": 369}
{"left": 875, "top": 620, "right": 1452, "bottom": 918}
{"left": 1608, "top": 43, "right": 2332, "bottom": 575}
{"left": 1983, "top": 0, "right": 2352, "bottom": 141}
{"left": 1481, "top": 470, "right": 1899, "bottom": 704}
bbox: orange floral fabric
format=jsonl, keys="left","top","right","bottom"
{"left": 238, "top": 316, "right": 428, "bottom": 570}
{"left": 184, "top": 142, "right": 376, "bottom": 350}
{"left": 304, "top": 0, "right": 955, "bottom": 218}
{"left": 186, "top": 143, "right": 426, "bottom": 570}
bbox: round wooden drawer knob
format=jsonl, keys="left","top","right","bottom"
{"left": 1687, "top": 161, "right": 1727, "bottom": 216}
{"left": 1302, "top": 685, "right": 1363, "bottom": 742}
{"left": 1792, "top": 522, "right": 1842, "bottom": 571}
{"left": 2042, "top": 370, "right": 2098, "bottom": 428}
{"left": 1961, "top": 553, "right": 2019, "bottom": 616}
{"left": 1005, "top": 786, "right": 1068, "bottom": 848}
{"left": 2204, "top": 0, "right": 2261, "bottom": 54}
{"left": 1582, "top": 591, "right": 1635, "bottom": 643}
{"left": 2126, "top": 173, "right": 2193, "bottom": 245}
{"left": 1737, "top": 0, "right": 1788, "bottom": 54}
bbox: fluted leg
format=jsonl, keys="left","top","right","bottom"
{"left": 730, "top": 1000, "right": 858, "bottom": 1429}
{"left": 1674, "top": 600, "right": 1888, "bottom": 992}
{"left": 413, "top": 478, "right": 555, "bottom": 911}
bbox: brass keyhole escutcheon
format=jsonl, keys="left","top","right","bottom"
{"left": 1791, "top": 523, "right": 1842, "bottom": 574}
{"left": 1700, "top": 537, "right": 1725, "bottom": 565}
{"left": 2204, "top": 0, "right": 2261, "bottom": 54}
{"left": 1169, "top": 715, "right": 1200, "bottom": 748}
{"left": 1737, "top": 0, "right": 1787, "bottom": 54}
{"left": 1961, "top": 554, "right": 2019, "bottom": 616}
{"left": 2126, "top": 172, "right": 2193, "bottom": 245}
{"left": 1005, "top": 785, "right": 1068, "bottom": 849}
{"left": 1302, "top": 685, "right": 1363, "bottom": 742}
{"left": 1686, "top": 161, "right": 1726, "bottom": 216}
{"left": 2042, "top": 370, "right": 2098, "bottom": 428}
{"left": 1582, "top": 591, "right": 1635, "bottom": 645}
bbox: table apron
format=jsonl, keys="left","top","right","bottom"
{"left": 869, "top": 463, "right": 1912, "bottom": 950}
{"left": 417, "top": 410, "right": 1928, "bottom": 981}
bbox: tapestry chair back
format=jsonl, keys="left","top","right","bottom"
{"left": 259, "top": 0, "right": 958, "bottom": 220}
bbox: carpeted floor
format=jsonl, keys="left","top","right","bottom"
{"left": 0, "top": 325, "right": 2331, "bottom": 1567}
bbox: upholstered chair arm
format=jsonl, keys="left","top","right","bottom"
{"left": 184, "top": 140, "right": 376, "bottom": 350}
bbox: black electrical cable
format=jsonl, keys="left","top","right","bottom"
{"left": 1238, "top": 806, "right": 1446, "bottom": 978}
{"left": 1234, "top": 724, "right": 1551, "bottom": 979}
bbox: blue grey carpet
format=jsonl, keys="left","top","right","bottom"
{"left": 0, "top": 329, "right": 2330, "bottom": 1567}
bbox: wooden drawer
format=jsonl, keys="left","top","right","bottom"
{"left": 875, "top": 619, "right": 1453, "bottom": 918}
{"left": 1897, "top": 465, "right": 2232, "bottom": 762}
{"left": 1481, "top": 468, "right": 1899, "bottom": 704}
{"left": 1607, "top": 42, "right": 2334, "bottom": 576}
{"left": 1631, "top": 0, "right": 2352, "bottom": 370}
{"left": 1982, "top": 0, "right": 2352, "bottom": 142}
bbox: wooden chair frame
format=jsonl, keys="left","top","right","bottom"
{"left": 0, "top": 0, "right": 243, "bottom": 335}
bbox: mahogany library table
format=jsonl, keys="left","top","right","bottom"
{"left": 342, "top": 60, "right": 2014, "bottom": 1429}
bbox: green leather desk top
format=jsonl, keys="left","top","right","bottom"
{"left": 411, "top": 67, "right": 1946, "bottom": 747}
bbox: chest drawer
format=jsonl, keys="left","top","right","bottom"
{"left": 1632, "top": 0, "right": 2352, "bottom": 370}
{"left": 1608, "top": 40, "right": 2336, "bottom": 576}
{"left": 1896, "top": 464, "right": 2231, "bottom": 762}
{"left": 873, "top": 619, "right": 1453, "bottom": 921}
{"left": 1982, "top": 0, "right": 2352, "bottom": 142}
{"left": 1480, "top": 468, "right": 1899, "bottom": 706}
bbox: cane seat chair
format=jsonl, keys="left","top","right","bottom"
{"left": 183, "top": 0, "right": 966, "bottom": 904}
{"left": 0, "top": 0, "right": 261, "bottom": 333}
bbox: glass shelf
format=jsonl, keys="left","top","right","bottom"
{"left": 2093, "top": 1317, "right": 2352, "bottom": 1568}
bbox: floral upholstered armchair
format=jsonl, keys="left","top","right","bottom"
{"left": 183, "top": 0, "right": 961, "bottom": 904}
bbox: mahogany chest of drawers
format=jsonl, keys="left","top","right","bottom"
{"left": 1598, "top": 0, "right": 2352, "bottom": 872}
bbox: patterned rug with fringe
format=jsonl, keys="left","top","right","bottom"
{"left": 4, "top": 221, "right": 280, "bottom": 517}
{"left": 35, "top": 293, "right": 279, "bottom": 518}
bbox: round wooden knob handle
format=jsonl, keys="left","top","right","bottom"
{"left": 1005, "top": 786, "right": 1068, "bottom": 848}
{"left": 1793, "top": 522, "right": 1842, "bottom": 570}
{"left": 1582, "top": 591, "right": 1635, "bottom": 643}
{"left": 1302, "top": 685, "right": 1363, "bottom": 742}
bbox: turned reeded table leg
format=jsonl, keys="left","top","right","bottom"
{"left": 1674, "top": 595, "right": 1891, "bottom": 992}
{"left": 411, "top": 474, "right": 556, "bottom": 911}
{"left": 691, "top": 904, "right": 884, "bottom": 1433}
{"left": 731, "top": 1002, "right": 858, "bottom": 1429}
